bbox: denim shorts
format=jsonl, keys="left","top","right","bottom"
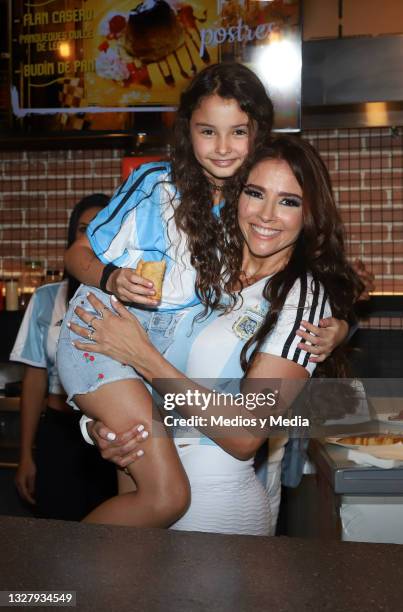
{"left": 56, "top": 285, "right": 186, "bottom": 410}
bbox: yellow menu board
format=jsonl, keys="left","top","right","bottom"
{"left": 12, "top": 0, "right": 301, "bottom": 130}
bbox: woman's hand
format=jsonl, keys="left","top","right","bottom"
{"left": 107, "top": 268, "right": 159, "bottom": 306}
{"left": 15, "top": 457, "right": 36, "bottom": 505}
{"left": 296, "top": 317, "right": 349, "bottom": 363}
{"left": 87, "top": 420, "right": 148, "bottom": 469}
{"left": 69, "top": 292, "right": 156, "bottom": 372}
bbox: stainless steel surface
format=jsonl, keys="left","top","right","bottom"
{"left": 302, "top": 102, "right": 403, "bottom": 129}
{"left": 303, "top": 35, "right": 403, "bottom": 106}
{"left": 310, "top": 439, "right": 403, "bottom": 495}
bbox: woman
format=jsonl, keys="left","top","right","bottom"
{"left": 11, "top": 194, "right": 117, "bottom": 520}
{"left": 69, "top": 135, "right": 363, "bottom": 535}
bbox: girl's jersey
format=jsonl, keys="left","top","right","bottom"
{"left": 87, "top": 161, "right": 210, "bottom": 312}
{"left": 10, "top": 281, "right": 67, "bottom": 395}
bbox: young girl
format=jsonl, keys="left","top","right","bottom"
{"left": 57, "top": 64, "right": 344, "bottom": 527}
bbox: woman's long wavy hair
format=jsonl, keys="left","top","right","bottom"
{"left": 65, "top": 193, "right": 109, "bottom": 302}
{"left": 171, "top": 62, "right": 274, "bottom": 313}
{"left": 221, "top": 135, "right": 364, "bottom": 377}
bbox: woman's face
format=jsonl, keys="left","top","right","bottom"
{"left": 190, "top": 94, "right": 251, "bottom": 185}
{"left": 238, "top": 158, "right": 303, "bottom": 268}
{"left": 75, "top": 206, "right": 102, "bottom": 241}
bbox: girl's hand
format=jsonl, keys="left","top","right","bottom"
{"left": 87, "top": 420, "right": 148, "bottom": 469}
{"left": 15, "top": 457, "right": 36, "bottom": 505}
{"left": 69, "top": 292, "right": 155, "bottom": 372}
{"left": 107, "top": 267, "right": 159, "bottom": 306}
{"left": 296, "top": 317, "right": 349, "bottom": 363}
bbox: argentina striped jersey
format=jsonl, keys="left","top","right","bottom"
{"left": 10, "top": 281, "right": 67, "bottom": 395}
{"left": 87, "top": 162, "right": 201, "bottom": 312}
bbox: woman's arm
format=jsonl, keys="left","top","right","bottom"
{"left": 70, "top": 294, "right": 308, "bottom": 460}
{"left": 15, "top": 366, "right": 47, "bottom": 504}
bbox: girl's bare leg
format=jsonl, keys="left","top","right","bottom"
{"left": 75, "top": 379, "right": 190, "bottom": 527}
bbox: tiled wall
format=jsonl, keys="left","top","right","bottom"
{"left": 0, "top": 127, "right": 402, "bottom": 313}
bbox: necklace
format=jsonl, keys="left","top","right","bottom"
{"left": 240, "top": 270, "right": 260, "bottom": 287}
{"left": 209, "top": 181, "right": 224, "bottom": 192}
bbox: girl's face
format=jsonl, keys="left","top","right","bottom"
{"left": 75, "top": 207, "right": 103, "bottom": 241}
{"left": 238, "top": 158, "right": 304, "bottom": 270}
{"left": 190, "top": 94, "right": 252, "bottom": 185}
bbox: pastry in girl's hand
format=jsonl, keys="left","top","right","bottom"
{"left": 135, "top": 259, "right": 166, "bottom": 301}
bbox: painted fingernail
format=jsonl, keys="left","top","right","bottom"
{"left": 141, "top": 431, "right": 149, "bottom": 440}
{"left": 111, "top": 295, "right": 118, "bottom": 302}
{"left": 86, "top": 292, "right": 90, "bottom": 297}
{"left": 137, "top": 424, "right": 145, "bottom": 433}
{"left": 106, "top": 432, "right": 116, "bottom": 441}
{"left": 137, "top": 449, "right": 144, "bottom": 457}
{"left": 71, "top": 342, "right": 76, "bottom": 347}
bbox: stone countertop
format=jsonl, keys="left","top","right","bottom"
{"left": 1, "top": 516, "right": 403, "bottom": 612}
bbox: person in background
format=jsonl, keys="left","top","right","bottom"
{"left": 10, "top": 194, "right": 117, "bottom": 521}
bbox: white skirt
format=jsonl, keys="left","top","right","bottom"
{"left": 170, "top": 444, "right": 280, "bottom": 536}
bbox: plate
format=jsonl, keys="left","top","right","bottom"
{"left": 326, "top": 436, "right": 403, "bottom": 461}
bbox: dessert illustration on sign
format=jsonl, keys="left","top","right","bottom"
{"left": 124, "top": 0, "right": 185, "bottom": 62}
{"left": 95, "top": 1, "right": 210, "bottom": 89}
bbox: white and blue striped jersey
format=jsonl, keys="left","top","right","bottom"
{"left": 164, "top": 273, "right": 331, "bottom": 445}
{"left": 10, "top": 281, "right": 67, "bottom": 395}
{"left": 87, "top": 161, "right": 204, "bottom": 312}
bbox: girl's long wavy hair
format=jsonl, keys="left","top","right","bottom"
{"left": 171, "top": 62, "right": 274, "bottom": 313}
{"left": 221, "top": 135, "right": 364, "bottom": 377}
{"left": 65, "top": 193, "right": 109, "bottom": 302}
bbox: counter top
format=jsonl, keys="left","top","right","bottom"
{"left": 310, "top": 440, "right": 403, "bottom": 494}
{"left": 1, "top": 516, "right": 403, "bottom": 611}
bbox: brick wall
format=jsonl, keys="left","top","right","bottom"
{"left": 305, "top": 127, "right": 403, "bottom": 297}
{"left": 0, "top": 127, "right": 402, "bottom": 326}
{"left": 0, "top": 148, "right": 122, "bottom": 275}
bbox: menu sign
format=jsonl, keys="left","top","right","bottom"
{"left": 12, "top": 0, "right": 300, "bottom": 131}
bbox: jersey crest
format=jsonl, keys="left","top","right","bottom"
{"left": 232, "top": 305, "right": 266, "bottom": 340}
